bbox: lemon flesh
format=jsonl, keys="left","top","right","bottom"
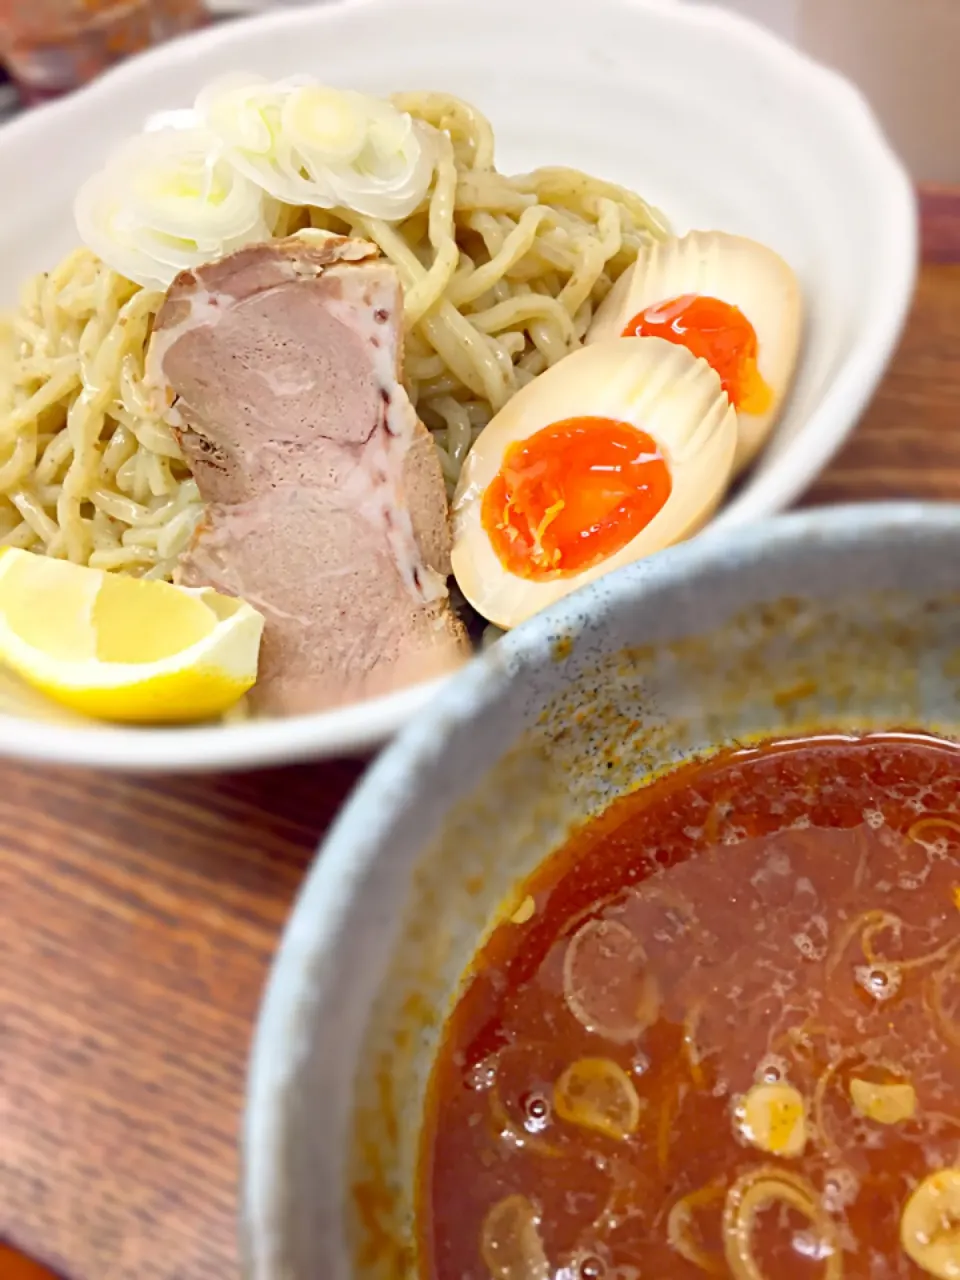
{"left": 0, "top": 550, "right": 264, "bottom": 723}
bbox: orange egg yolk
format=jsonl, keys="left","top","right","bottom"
{"left": 481, "top": 416, "right": 672, "bottom": 581}
{"left": 624, "top": 294, "right": 773, "bottom": 414}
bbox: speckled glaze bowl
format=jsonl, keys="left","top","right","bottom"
{"left": 243, "top": 503, "right": 960, "bottom": 1280}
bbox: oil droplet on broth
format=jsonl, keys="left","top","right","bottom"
{"left": 793, "top": 1230, "right": 835, "bottom": 1263}
{"left": 468, "top": 1059, "right": 498, "bottom": 1091}
{"left": 823, "top": 1167, "right": 861, "bottom": 1212}
{"left": 521, "top": 1091, "right": 552, "bottom": 1134}
{"left": 855, "top": 964, "right": 903, "bottom": 1002}
{"left": 758, "top": 1055, "right": 789, "bottom": 1084}
{"left": 631, "top": 1051, "right": 651, "bottom": 1077}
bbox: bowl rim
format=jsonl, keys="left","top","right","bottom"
{"left": 241, "top": 499, "right": 960, "bottom": 1278}
{"left": 0, "top": 0, "right": 918, "bottom": 771}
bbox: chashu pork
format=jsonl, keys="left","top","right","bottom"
{"left": 147, "top": 231, "right": 470, "bottom": 715}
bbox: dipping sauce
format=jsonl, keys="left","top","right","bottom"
{"left": 418, "top": 733, "right": 960, "bottom": 1280}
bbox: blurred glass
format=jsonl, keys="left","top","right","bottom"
{"left": 697, "top": 0, "right": 960, "bottom": 183}
{"left": 0, "top": 0, "right": 207, "bottom": 102}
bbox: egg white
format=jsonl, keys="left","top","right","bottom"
{"left": 451, "top": 336, "right": 737, "bottom": 629}
{"left": 587, "top": 231, "right": 802, "bottom": 473}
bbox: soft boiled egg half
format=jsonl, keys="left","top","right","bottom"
{"left": 587, "top": 231, "right": 802, "bottom": 472}
{"left": 451, "top": 336, "right": 737, "bottom": 630}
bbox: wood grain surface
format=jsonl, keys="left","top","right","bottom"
{"left": 0, "top": 189, "right": 958, "bottom": 1280}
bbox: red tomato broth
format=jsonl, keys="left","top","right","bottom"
{"left": 625, "top": 295, "right": 773, "bottom": 415}
{"left": 480, "top": 417, "right": 672, "bottom": 580}
{"left": 418, "top": 734, "right": 960, "bottom": 1280}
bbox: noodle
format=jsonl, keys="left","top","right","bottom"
{"left": 682, "top": 1005, "right": 707, "bottom": 1088}
{"left": 926, "top": 950, "right": 960, "bottom": 1053}
{"left": 861, "top": 912, "right": 959, "bottom": 972}
{"left": 722, "top": 1166, "right": 842, "bottom": 1280}
{"left": 657, "top": 1077, "right": 681, "bottom": 1172}
{"left": 812, "top": 1049, "right": 862, "bottom": 1163}
{"left": 0, "top": 252, "right": 196, "bottom": 576}
{"left": 812, "top": 1047, "right": 913, "bottom": 1161}
{"left": 907, "top": 816, "right": 960, "bottom": 845}
{"left": 0, "top": 93, "right": 668, "bottom": 581}
{"left": 826, "top": 909, "right": 959, "bottom": 984}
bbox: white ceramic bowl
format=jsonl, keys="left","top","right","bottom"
{"left": 0, "top": 0, "right": 916, "bottom": 771}
{"left": 243, "top": 502, "right": 960, "bottom": 1280}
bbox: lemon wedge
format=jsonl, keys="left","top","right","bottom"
{"left": 0, "top": 550, "right": 264, "bottom": 723}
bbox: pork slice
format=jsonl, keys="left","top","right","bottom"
{"left": 148, "top": 232, "right": 470, "bottom": 715}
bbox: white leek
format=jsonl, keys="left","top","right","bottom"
{"left": 74, "top": 126, "right": 273, "bottom": 291}
{"left": 196, "top": 73, "right": 435, "bottom": 221}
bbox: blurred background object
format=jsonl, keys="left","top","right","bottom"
{"left": 0, "top": 0, "right": 957, "bottom": 184}
{"left": 800, "top": 0, "right": 960, "bottom": 185}
{"left": 0, "top": 0, "right": 206, "bottom": 102}
{"left": 691, "top": 0, "right": 960, "bottom": 184}
{"left": 0, "top": 69, "right": 16, "bottom": 119}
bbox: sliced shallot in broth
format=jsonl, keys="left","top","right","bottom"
{"left": 553, "top": 1056, "right": 642, "bottom": 1140}
{"left": 562, "top": 918, "right": 659, "bottom": 1043}
{"left": 901, "top": 1169, "right": 960, "bottom": 1279}
{"left": 480, "top": 1194, "right": 551, "bottom": 1280}
{"left": 849, "top": 1076, "right": 917, "bottom": 1125}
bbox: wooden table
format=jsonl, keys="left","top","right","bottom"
{"left": 1, "top": 188, "right": 959, "bottom": 1280}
